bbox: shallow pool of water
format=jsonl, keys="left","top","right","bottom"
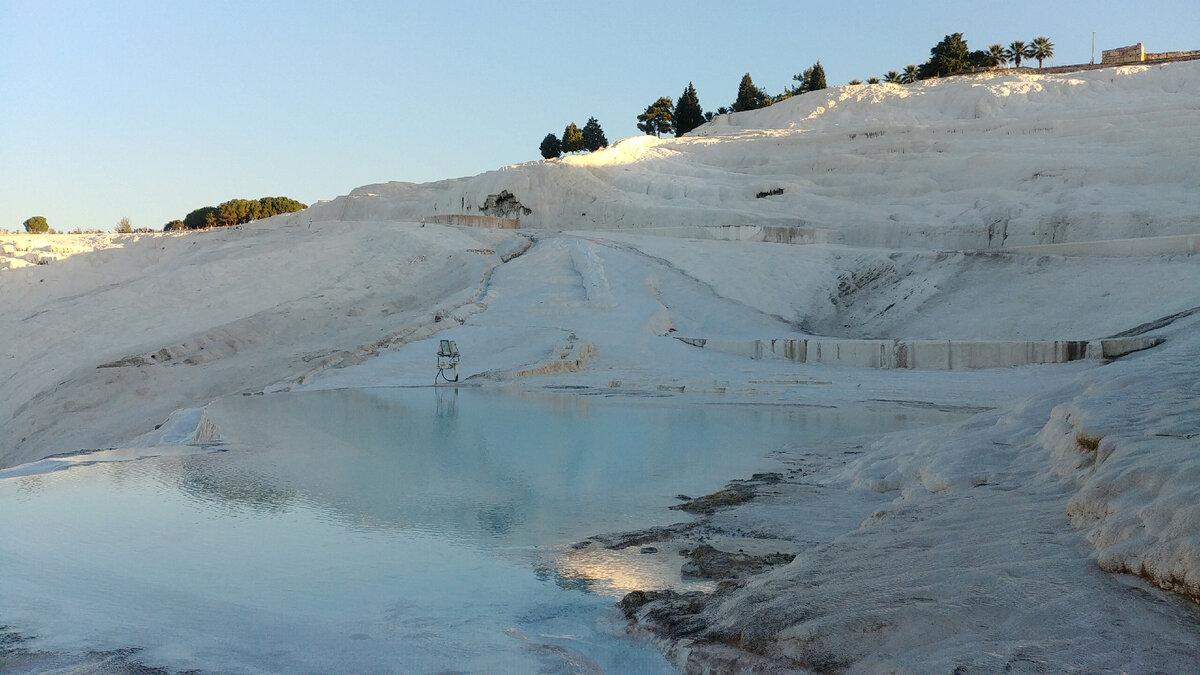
{"left": 0, "top": 388, "right": 964, "bottom": 673}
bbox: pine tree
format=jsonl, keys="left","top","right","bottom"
{"left": 808, "top": 61, "right": 827, "bottom": 91}
{"left": 539, "top": 133, "right": 562, "bottom": 159}
{"left": 791, "top": 67, "right": 812, "bottom": 95}
{"left": 673, "top": 83, "right": 705, "bottom": 137}
{"left": 561, "top": 122, "right": 585, "bottom": 153}
{"left": 731, "top": 73, "right": 769, "bottom": 112}
{"left": 23, "top": 216, "right": 49, "bottom": 233}
{"left": 183, "top": 206, "right": 218, "bottom": 229}
{"left": 581, "top": 117, "right": 608, "bottom": 152}
{"left": 636, "top": 97, "right": 675, "bottom": 137}
{"left": 920, "top": 33, "right": 972, "bottom": 79}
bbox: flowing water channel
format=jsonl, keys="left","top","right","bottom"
{"left": 1, "top": 388, "right": 964, "bottom": 673}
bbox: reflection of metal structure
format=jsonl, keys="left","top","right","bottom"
{"left": 435, "top": 385, "right": 458, "bottom": 420}
{"left": 436, "top": 340, "right": 460, "bottom": 383}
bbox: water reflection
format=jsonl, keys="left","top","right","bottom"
{"left": 435, "top": 385, "right": 459, "bottom": 421}
{"left": 0, "top": 388, "right": 967, "bottom": 674}
{"left": 185, "top": 388, "right": 966, "bottom": 550}
{"left": 476, "top": 500, "right": 521, "bottom": 536}
{"left": 174, "top": 456, "right": 298, "bottom": 515}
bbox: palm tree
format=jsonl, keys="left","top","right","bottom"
{"left": 988, "top": 44, "right": 1008, "bottom": 68}
{"left": 1031, "top": 36, "right": 1055, "bottom": 68}
{"left": 901, "top": 64, "right": 920, "bottom": 84}
{"left": 1006, "top": 40, "right": 1032, "bottom": 68}
{"left": 867, "top": 77, "right": 880, "bottom": 84}
{"left": 883, "top": 70, "right": 901, "bottom": 83}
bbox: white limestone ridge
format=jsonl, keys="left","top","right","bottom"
{"left": 298, "top": 62, "right": 1200, "bottom": 250}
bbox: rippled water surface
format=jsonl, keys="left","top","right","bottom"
{"left": 0, "top": 388, "right": 962, "bottom": 673}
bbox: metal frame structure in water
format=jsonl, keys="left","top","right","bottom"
{"left": 436, "top": 339, "right": 460, "bottom": 384}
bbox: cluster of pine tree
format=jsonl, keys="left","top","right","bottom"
{"left": 633, "top": 63, "right": 826, "bottom": 141}
{"left": 633, "top": 82, "right": 707, "bottom": 138}
{"left": 536, "top": 31, "right": 1054, "bottom": 158}
{"left": 169, "top": 196, "right": 307, "bottom": 230}
{"left": 625, "top": 32, "right": 1054, "bottom": 150}
{"left": 540, "top": 117, "right": 608, "bottom": 159}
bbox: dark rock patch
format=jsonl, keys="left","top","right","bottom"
{"left": 579, "top": 521, "right": 699, "bottom": 550}
{"left": 671, "top": 472, "right": 782, "bottom": 514}
{"left": 680, "top": 544, "right": 796, "bottom": 580}
{"left": 479, "top": 190, "right": 532, "bottom": 218}
{"left": 619, "top": 590, "right": 711, "bottom": 638}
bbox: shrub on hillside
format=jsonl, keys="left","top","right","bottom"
{"left": 179, "top": 197, "right": 306, "bottom": 230}
{"left": 23, "top": 216, "right": 49, "bottom": 233}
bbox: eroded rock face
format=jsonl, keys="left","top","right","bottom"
{"left": 479, "top": 190, "right": 532, "bottom": 218}
{"left": 618, "top": 586, "right": 801, "bottom": 672}
{"left": 619, "top": 590, "right": 711, "bottom": 638}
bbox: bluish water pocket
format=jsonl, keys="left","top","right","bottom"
{"left": 0, "top": 388, "right": 963, "bottom": 673}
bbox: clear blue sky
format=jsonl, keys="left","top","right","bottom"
{"left": 3, "top": 0, "right": 1197, "bottom": 232}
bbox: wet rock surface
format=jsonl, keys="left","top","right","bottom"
{"left": 0, "top": 632, "right": 195, "bottom": 675}
{"left": 576, "top": 521, "right": 698, "bottom": 550}
{"left": 669, "top": 472, "right": 782, "bottom": 514}
{"left": 612, "top": 473, "right": 808, "bottom": 672}
{"left": 679, "top": 544, "right": 795, "bottom": 580}
{"left": 619, "top": 590, "right": 712, "bottom": 637}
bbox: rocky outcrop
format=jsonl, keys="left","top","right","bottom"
{"left": 479, "top": 190, "right": 532, "bottom": 218}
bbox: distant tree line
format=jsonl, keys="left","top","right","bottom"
{"left": 168, "top": 196, "right": 307, "bottom": 230}
{"left": 19, "top": 198, "right": 306, "bottom": 234}
{"left": 873, "top": 34, "right": 1054, "bottom": 86}
{"left": 540, "top": 117, "right": 608, "bottom": 159}
{"left": 19, "top": 215, "right": 143, "bottom": 234}
{"left": 631, "top": 61, "right": 827, "bottom": 142}
{"left": 536, "top": 32, "right": 1053, "bottom": 159}
{"left": 621, "top": 32, "right": 1053, "bottom": 146}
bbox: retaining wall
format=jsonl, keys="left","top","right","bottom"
{"left": 1147, "top": 50, "right": 1200, "bottom": 62}
{"left": 675, "top": 336, "right": 1162, "bottom": 370}
{"left": 640, "top": 223, "right": 834, "bottom": 244}
{"left": 1103, "top": 44, "right": 1145, "bottom": 65}
{"left": 424, "top": 214, "right": 520, "bottom": 229}
{"left": 998, "top": 234, "right": 1200, "bottom": 257}
{"left": 1102, "top": 43, "right": 1200, "bottom": 65}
